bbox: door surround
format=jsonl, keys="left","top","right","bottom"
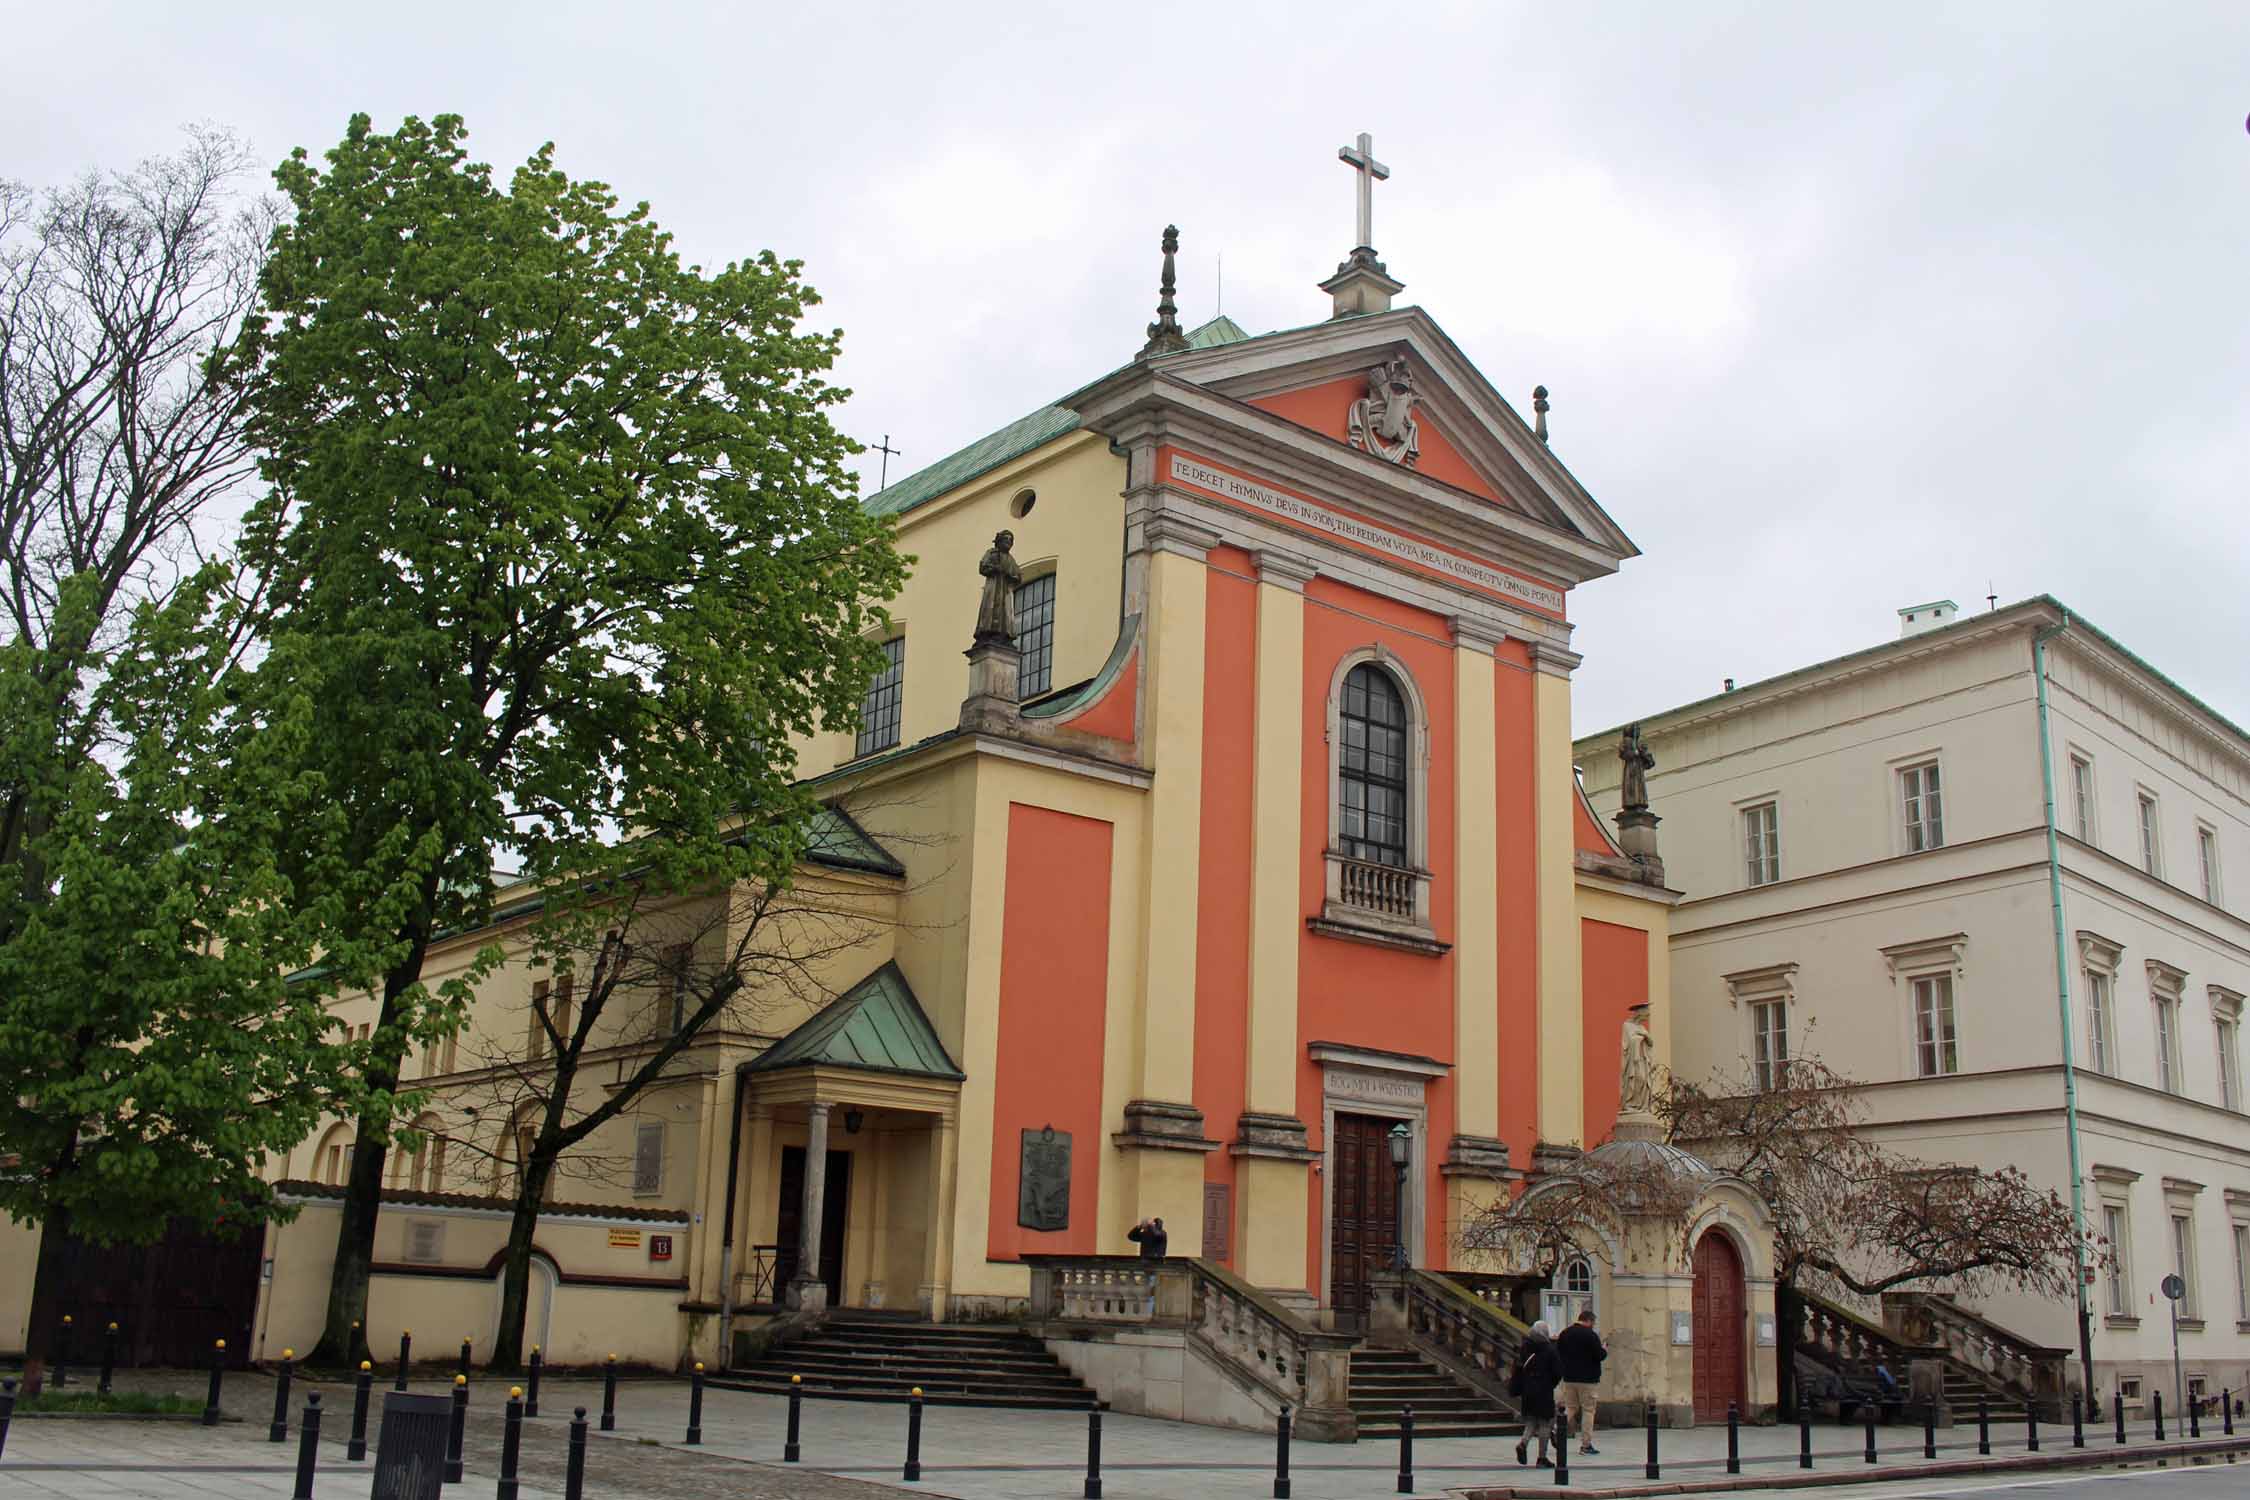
{"left": 1312, "top": 1042, "right": 1449, "bottom": 1315}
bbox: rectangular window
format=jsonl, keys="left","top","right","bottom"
{"left": 529, "top": 979, "right": 550, "bottom": 1062}
{"left": 2155, "top": 994, "right": 2180, "bottom": 1094}
{"left": 1912, "top": 974, "right": 1959, "bottom": 1076}
{"left": 663, "top": 943, "right": 691, "bottom": 1033}
{"left": 2219, "top": 1017, "right": 2240, "bottom": 1112}
{"left": 2085, "top": 971, "right": 2113, "bottom": 1075}
{"left": 2139, "top": 793, "right": 2161, "bottom": 877}
{"left": 2070, "top": 755, "right": 2095, "bottom": 842}
{"left": 855, "top": 636, "right": 905, "bottom": 757}
{"left": 1751, "top": 1000, "right": 1789, "bottom": 1090}
{"left": 2172, "top": 1213, "right": 2199, "bottom": 1318}
{"left": 1013, "top": 572, "right": 1057, "bottom": 699}
{"left": 1902, "top": 762, "right": 1944, "bottom": 852}
{"left": 633, "top": 1120, "right": 665, "bottom": 1196}
{"left": 2104, "top": 1204, "right": 2131, "bottom": 1317}
{"left": 1743, "top": 802, "right": 1780, "bottom": 887}
{"left": 2200, "top": 826, "right": 2222, "bottom": 905}
{"left": 2234, "top": 1223, "right": 2249, "bottom": 1323}
{"left": 554, "top": 973, "right": 575, "bottom": 1050}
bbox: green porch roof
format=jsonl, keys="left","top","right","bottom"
{"left": 746, "top": 961, "right": 964, "bottom": 1081}
{"left": 802, "top": 803, "right": 906, "bottom": 876}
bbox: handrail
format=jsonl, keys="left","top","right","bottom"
{"left": 1883, "top": 1291, "right": 2069, "bottom": 1412}
{"left": 1797, "top": 1289, "right": 1946, "bottom": 1381}
{"left": 1396, "top": 1269, "right": 1526, "bottom": 1410}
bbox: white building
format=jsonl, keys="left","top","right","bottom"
{"left": 1578, "top": 596, "right": 2250, "bottom": 1408}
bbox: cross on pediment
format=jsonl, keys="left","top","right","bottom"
{"left": 1338, "top": 132, "right": 1390, "bottom": 252}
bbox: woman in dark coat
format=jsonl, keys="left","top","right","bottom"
{"left": 1512, "top": 1321, "right": 1564, "bottom": 1467}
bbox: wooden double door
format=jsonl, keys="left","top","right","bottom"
{"left": 1691, "top": 1230, "right": 1747, "bottom": 1423}
{"left": 42, "top": 1216, "right": 263, "bottom": 1368}
{"left": 774, "top": 1146, "right": 851, "bottom": 1306}
{"left": 1329, "top": 1113, "right": 1405, "bottom": 1332}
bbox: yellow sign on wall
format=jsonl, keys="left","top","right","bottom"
{"left": 607, "top": 1228, "right": 642, "bottom": 1250}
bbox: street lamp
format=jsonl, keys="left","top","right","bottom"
{"left": 1388, "top": 1123, "right": 1412, "bottom": 1271}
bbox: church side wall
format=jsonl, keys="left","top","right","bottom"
{"left": 1580, "top": 917, "right": 1651, "bottom": 1146}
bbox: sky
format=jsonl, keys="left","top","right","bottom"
{"left": 10, "top": 1, "right": 2247, "bottom": 734}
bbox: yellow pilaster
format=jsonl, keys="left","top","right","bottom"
{"left": 946, "top": 767, "right": 1012, "bottom": 1294}
{"left": 1135, "top": 545, "right": 1206, "bottom": 1102}
{"left": 1237, "top": 553, "right": 1313, "bottom": 1293}
{"left": 1533, "top": 646, "right": 1585, "bottom": 1148}
{"left": 1451, "top": 626, "right": 1500, "bottom": 1140}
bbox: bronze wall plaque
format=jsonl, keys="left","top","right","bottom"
{"left": 1202, "top": 1182, "right": 1232, "bottom": 1261}
{"left": 1018, "top": 1125, "right": 1071, "bottom": 1231}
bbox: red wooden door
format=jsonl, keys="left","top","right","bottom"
{"left": 1691, "top": 1231, "right": 1746, "bottom": 1423}
{"left": 1329, "top": 1114, "right": 1402, "bottom": 1332}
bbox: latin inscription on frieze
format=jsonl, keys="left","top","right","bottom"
{"left": 1326, "top": 1068, "right": 1427, "bottom": 1106}
{"left": 1018, "top": 1125, "right": 1071, "bottom": 1232}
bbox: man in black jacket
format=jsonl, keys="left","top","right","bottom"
{"left": 1128, "top": 1217, "right": 1168, "bottom": 1260}
{"left": 1556, "top": 1309, "right": 1607, "bottom": 1455}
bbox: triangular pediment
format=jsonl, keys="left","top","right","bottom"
{"left": 1119, "top": 307, "right": 1638, "bottom": 564}
{"left": 747, "top": 961, "right": 964, "bottom": 1080}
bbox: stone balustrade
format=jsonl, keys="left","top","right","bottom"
{"left": 1883, "top": 1291, "right": 2069, "bottom": 1416}
{"left": 1367, "top": 1268, "right": 1527, "bottom": 1409}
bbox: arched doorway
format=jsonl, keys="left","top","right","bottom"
{"left": 1691, "top": 1230, "right": 1746, "bottom": 1423}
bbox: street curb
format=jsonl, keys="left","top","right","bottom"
{"left": 1456, "top": 1432, "right": 2250, "bottom": 1497}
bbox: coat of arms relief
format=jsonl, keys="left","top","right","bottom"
{"left": 1346, "top": 355, "right": 1421, "bottom": 467}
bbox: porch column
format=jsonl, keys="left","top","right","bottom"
{"left": 789, "top": 1101, "right": 832, "bottom": 1312}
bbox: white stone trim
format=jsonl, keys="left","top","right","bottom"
{"left": 1880, "top": 934, "right": 1968, "bottom": 984}
{"left": 1317, "top": 1056, "right": 1434, "bottom": 1312}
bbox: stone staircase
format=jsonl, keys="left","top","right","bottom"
{"left": 1349, "top": 1345, "right": 1519, "bottom": 1439}
{"left": 716, "top": 1314, "right": 1097, "bottom": 1410}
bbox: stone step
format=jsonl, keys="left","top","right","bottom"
{"left": 712, "top": 1375, "right": 1092, "bottom": 1411}
{"left": 746, "top": 1360, "right": 1089, "bottom": 1392}
{"left": 754, "top": 1347, "right": 1073, "bottom": 1376}
{"left": 812, "top": 1327, "right": 1050, "bottom": 1352}
{"left": 1359, "top": 1419, "right": 1521, "bottom": 1439}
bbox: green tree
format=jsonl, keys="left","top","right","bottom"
{"left": 223, "top": 114, "right": 906, "bottom": 1365}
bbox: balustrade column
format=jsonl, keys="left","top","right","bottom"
{"left": 790, "top": 1102, "right": 832, "bottom": 1311}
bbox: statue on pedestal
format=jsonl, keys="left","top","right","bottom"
{"left": 1618, "top": 1006, "right": 1658, "bottom": 1118}
{"left": 974, "top": 530, "right": 1021, "bottom": 644}
{"left": 1619, "top": 723, "right": 1655, "bottom": 813}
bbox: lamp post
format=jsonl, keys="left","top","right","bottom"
{"left": 1387, "top": 1123, "right": 1411, "bottom": 1270}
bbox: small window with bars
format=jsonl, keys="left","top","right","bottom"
{"left": 856, "top": 636, "right": 906, "bottom": 757}
{"left": 633, "top": 1121, "right": 665, "bottom": 1196}
{"left": 1013, "top": 572, "right": 1057, "bottom": 699}
{"left": 1338, "top": 664, "right": 1410, "bottom": 867}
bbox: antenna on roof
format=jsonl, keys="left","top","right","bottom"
{"left": 1987, "top": 582, "right": 1998, "bottom": 612}
{"left": 871, "top": 434, "right": 902, "bottom": 492}
{"left": 1216, "top": 252, "right": 1223, "bottom": 316}
{"left": 1533, "top": 385, "right": 1550, "bottom": 444}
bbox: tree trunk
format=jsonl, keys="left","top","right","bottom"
{"left": 1774, "top": 1274, "right": 1802, "bottom": 1421}
{"left": 19, "top": 1196, "right": 77, "bottom": 1398}
{"left": 488, "top": 1153, "right": 556, "bottom": 1372}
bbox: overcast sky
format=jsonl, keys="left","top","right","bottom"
{"left": 12, "top": 1, "right": 2246, "bottom": 734}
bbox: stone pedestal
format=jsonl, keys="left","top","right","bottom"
{"left": 960, "top": 637, "right": 1022, "bottom": 734}
{"left": 1613, "top": 807, "right": 1665, "bottom": 884}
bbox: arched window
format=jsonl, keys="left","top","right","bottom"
{"left": 1338, "top": 664, "right": 1410, "bottom": 867}
{"left": 1319, "top": 650, "right": 1435, "bottom": 947}
{"left": 313, "top": 1124, "right": 354, "bottom": 1186}
{"left": 1542, "top": 1253, "right": 1598, "bottom": 1329}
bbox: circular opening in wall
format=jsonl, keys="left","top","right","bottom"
{"left": 1010, "top": 489, "right": 1037, "bottom": 518}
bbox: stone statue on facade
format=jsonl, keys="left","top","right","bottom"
{"left": 1618, "top": 1006, "right": 1658, "bottom": 1118}
{"left": 1347, "top": 355, "right": 1421, "bottom": 467}
{"left": 974, "top": 530, "right": 1021, "bottom": 643}
{"left": 1619, "top": 723, "right": 1655, "bottom": 813}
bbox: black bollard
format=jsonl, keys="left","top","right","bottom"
{"left": 2226, "top": 1388, "right": 2235, "bottom": 1437}
{"left": 1865, "top": 1402, "right": 1878, "bottom": 1464}
{"left": 2072, "top": 1392, "right": 2085, "bottom": 1449}
{"left": 566, "top": 1407, "right": 588, "bottom": 1500}
{"left": 1553, "top": 1412, "right": 1570, "bottom": 1485}
{"left": 2115, "top": 1390, "right": 2127, "bottom": 1446}
{"left": 347, "top": 1362, "right": 371, "bottom": 1461}
{"left": 55, "top": 1314, "right": 71, "bottom": 1389}
{"left": 1274, "top": 1404, "right": 1293, "bottom": 1500}
{"left": 1800, "top": 1407, "right": 1813, "bottom": 1469}
{"left": 2155, "top": 1389, "right": 2165, "bottom": 1441}
{"left": 99, "top": 1321, "right": 118, "bottom": 1395}
{"left": 292, "top": 1392, "right": 322, "bottom": 1500}
{"left": 1977, "top": 1394, "right": 1990, "bottom": 1455}
{"left": 445, "top": 1373, "right": 468, "bottom": 1484}
{"left": 904, "top": 1386, "right": 924, "bottom": 1483}
{"left": 526, "top": 1346, "right": 542, "bottom": 1419}
{"left": 203, "top": 1339, "right": 226, "bottom": 1426}
{"left": 686, "top": 1361, "right": 705, "bottom": 1445}
{"left": 1645, "top": 1403, "right": 1660, "bottom": 1480}
{"left": 270, "top": 1347, "right": 295, "bottom": 1442}
{"left": 785, "top": 1374, "right": 803, "bottom": 1462}
{"left": 396, "top": 1330, "right": 412, "bottom": 1393}
{"left": 0, "top": 1377, "right": 15, "bottom": 1460}
{"left": 2190, "top": 1394, "right": 2201, "bottom": 1440}
{"left": 1727, "top": 1402, "right": 1741, "bottom": 1475}
{"left": 459, "top": 1337, "right": 473, "bottom": 1380}
{"left": 1924, "top": 1399, "right": 1938, "bottom": 1459}
{"left": 1397, "top": 1403, "right": 1414, "bottom": 1494}
{"left": 2029, "top": 1403, "right": 2040, "bottom": 1452}
{"left": 498, "top": 1388, "right": 524, "bottom": 1500}
{"left": 1084, "top": 1404, "right": 1103, "bottom": 1500}
{"left": 600, "top": 1354, "right": 618, "bottom": 1433}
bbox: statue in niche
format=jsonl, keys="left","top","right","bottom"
{"left": 1347, "top": 356, "right": 1421, "bottom": 467}
{"left": 1618, "top": 1006, "right": 1658, "bottom": 1117}
{"left": 1018, "top": 1124, "right": 1071, "bottom": 1232}
{"left": 974, "top": 530, "right": 1022, "bottom": 644}
{"left": 1619, "top": 723, "right": 1656, "bottom": 813}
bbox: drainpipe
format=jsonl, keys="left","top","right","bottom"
{"left": 2034, "top": 610, "right": 2098, "bottom": 1404}
{"left": 715, "top": 1063, "right": 753, "bottom": 1370}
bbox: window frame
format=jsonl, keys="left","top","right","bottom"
{"left": 2078, "top": 931, "right": 2124, "bottom": 1077}
{"left": 855, "top": 634, "right": 906, "bottom": 758}
{"left": 2068, "top": 751, "right": 2097, "bottom": 844}
{"left": 1751, "top": 998, "right": 1790, "bottom": 1091}
{"left": 2103, "top": 1201, "right": 2133, "bottom": 1319}
{"left": 2213, "top": 987, "right": 2244, "bottom": 1113}
{"left": 2231, "top": 1211, "right": 2250, "bottom": 1327}
{"left": 1317, "top": 646, "right": 1435, "bottom": 946}
{"left": 2171, "top": 1210, "right": 2201, "bottom": 1321}
{"left": 1012, "top": 568, "right": 1058, "bottom": 699}
{"left": 2198, "top": 822, "right": 2223, "bottom": 906}
{"left": 1911, "top": 972, "right": 1959, "bottom": 1077}
{"left": 632, "top": 1120, "right": 666, "bottom": 1197}
{"left": 1899, "top": 758, "right": 1945, "bottom": 854}
{"left": 1741, "top": 799, "right": 1781, "bottom": 888}
{"left": 2149, "top": 961, "right": 2188, "bottom": 1096}
{"left": 2137, "top": 790, "right": 2163, "bottom": 879}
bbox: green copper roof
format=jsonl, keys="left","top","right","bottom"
{"left": 746, "top": 960, "right": 964, "bottom": 1081}
{"left": 863, "top": 404, "right": 1082, "bottom": 520}
{"left": 1184, "top": 314, "right": 1251, "bottom": 348}
{"left": 802, "top": 803, "right": 906, "bottom": 876}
